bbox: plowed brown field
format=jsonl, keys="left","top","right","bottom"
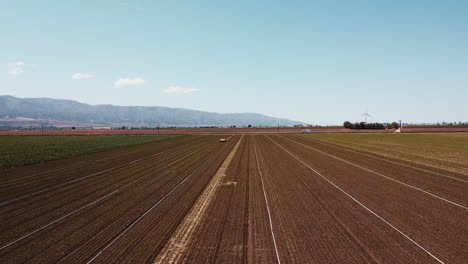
{"left": 0, "top": 135, "right": 466, "bottom": 263}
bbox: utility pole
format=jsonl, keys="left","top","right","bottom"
{"left": 399, "top": 120, "right": 402, "bottom": 132}
{"left": 158, "top": 123, "right": 160, "bottom": 136}
{"left": 41, "top": 119, "right": 44, "bottom": 136}
{"left": 277, "top": 122, "right": 279, "bottom": 135}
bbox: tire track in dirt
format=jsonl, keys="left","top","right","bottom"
{"left": 293, "top": 135, "right": 468, "bottom": 182}
{"left": 154, "top": 136, "right": 244, "bottom": 263}
{"left": 0, "top": 137, "right": 212, "bottom": 207}
{"left": 268, "top": 136, "right": 445, "bottom": 264}
{"left": 80, "top": 138, "right": 231, "bottom": 264}
{"left": 280, "top": 136, "right": 467, "bottom": 209}
{"left": 253, "top": 143, "right": 281, "bottom": 264}
{"left": 0, "top": 136, "right": 202, "bottom": 186}
{"left": 0, "top": 143, "right": 211, "bottom": 252}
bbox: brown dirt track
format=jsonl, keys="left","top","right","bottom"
{"left": 0, "top": 135, "right": 466, "bottom": 263}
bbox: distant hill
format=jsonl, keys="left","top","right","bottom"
{"left": 0, "top": 95, "right": 305, "bottom": 128}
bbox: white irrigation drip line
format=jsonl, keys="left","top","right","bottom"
{"left": 0, "top": 137, "right": 212, "bottom": 207}
{"left": 1, "top": 152, "right": 141, "bottom": 185}
{"left": 0, "top": 168, "right": 114, "bottom": 207}
{"left": 0, "top": 163, "right": 82, "bottom": 185}
{"left": 281, "top": 136, "right": 467, "bottom": 210}
{"left": 1, "top": 147, "right": 167, "bottom": 185}
{"left": 153, "top": 136, "right": 243, "bottom": 264}
{"left": 0, "top": 190, "right": 118, "bottom": 252}
{"left": 294, "top": 135, "right": 468, "bottom": 183}
{"left": 268, "top": 137, "right": 444, "bottom": 264}
{"left": 0, "top": 136, "right": 206, "bottom": 185}
{"left": 85, "top": 138, "right": 237, "bottom": 263}
{"left": 254, "top": 144, "right": 281, "bottom": 264}
{"left": 0, "top": 142, "right": 216, "bottom": 252}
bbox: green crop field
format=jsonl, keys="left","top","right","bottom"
{"left": 0, "top": 135, "right": 179, "bottom": 169}
{"left": 302, "top": 133, "right": 468, "bottom": 174}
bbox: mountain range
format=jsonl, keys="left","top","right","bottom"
{"left": 0, "top": 95, "right": 305, "bottom": 128}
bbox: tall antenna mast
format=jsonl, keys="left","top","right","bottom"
{"left": 362, "top": 105, "right": 372, "bottom": 123}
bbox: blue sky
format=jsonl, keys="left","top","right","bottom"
{"left": 1, "top": 0, "right": 467, "bottom": 125}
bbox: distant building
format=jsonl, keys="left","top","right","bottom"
{"left": 92, "top": 127, "right": 111, "bottom": 130}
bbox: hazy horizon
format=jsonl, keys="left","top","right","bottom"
{"left": 1, "top": 0, "right": 467, "bottom": 125}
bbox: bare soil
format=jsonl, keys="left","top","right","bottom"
{"left": 0, "top": 135, "right": 465, "bottom": 263}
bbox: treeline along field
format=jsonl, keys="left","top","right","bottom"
{"left": 0, "top": 135, "right": 179, "bottom": 169}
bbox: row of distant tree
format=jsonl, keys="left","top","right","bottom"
{"left": 404, "top": 122, "right": 468, "bottom": 128}
{"left": 343, "top": 121, "right": 399, "bottom": 130}
{"left": 408, "top": 121, "right": 467, "bottom": 126}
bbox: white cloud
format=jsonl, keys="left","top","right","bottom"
{"left": 7, "top": 61, "right": 25, "bottom": 76}
{"left": 114, "top": 77, "right": 145, "bottom": 87}
{"left": 164, "top": 85, "right": 200, "bottom": 94}
{"left": 72, "top": 72, "right": 95, "bottom": 80}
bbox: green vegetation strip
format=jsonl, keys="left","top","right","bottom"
{"left": 0, "top": 135, "right": 179, "bottom": 169}
{"left": 302, "top": 133, "right": 468, "bottom": 175}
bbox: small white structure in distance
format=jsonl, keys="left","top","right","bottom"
{"left": 302, "top": 129, "right": 312, "bottom": 134}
